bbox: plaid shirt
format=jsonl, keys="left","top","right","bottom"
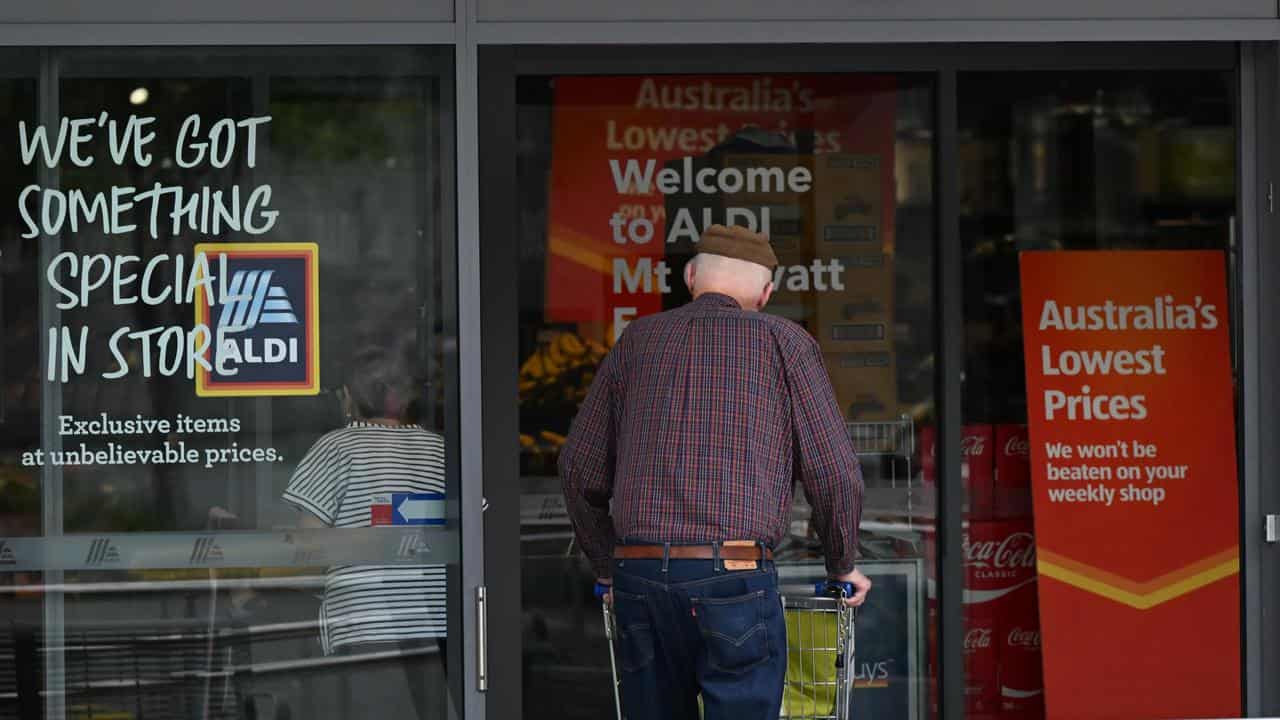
{"left": 559, "top": 292, "right": 863, "bottom": 578}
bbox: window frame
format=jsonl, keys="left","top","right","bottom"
{"left": 477, "top": 41, "right": 1248, "bottom": 720}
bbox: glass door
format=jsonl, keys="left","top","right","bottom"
{"left": 957, "top": 67, "right": 1242, "bottom": 719}
{"left": 0, "top": 46, "right": 466, "bottom": 720}
{"left": 481, "top": 55, "right": 939, "bottom": 720}
{"left": 478, "top": 42, "right": 1253, "bottom": 720}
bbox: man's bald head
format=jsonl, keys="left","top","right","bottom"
{"left": 684, "top": 252, "right": 775, "bottom": 311}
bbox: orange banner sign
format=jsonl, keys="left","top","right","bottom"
{"left": 545, "top": 75, "right": 896, "bottom": 338}
{"left": 1019, "top": 250, "right": 1240, "bottom": 720}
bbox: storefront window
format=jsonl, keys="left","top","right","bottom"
{"left": 0, "top": 47, "right": 460, "bottom": 720}
{"left": 515, "top": 73, "right": 936, "bottom": 719}
{"left": 957, "top": 70, "right": 1238, "bottom": 719}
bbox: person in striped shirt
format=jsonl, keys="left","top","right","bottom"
{"left": 284, "top": 345, "right": 447, "bottom": 719}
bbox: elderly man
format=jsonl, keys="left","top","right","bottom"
{"left": 559, "top": 224, "right": 869, "bottom": 720}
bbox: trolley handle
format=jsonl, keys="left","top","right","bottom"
{"left": 593, "top": 581, "right": 613, "bottom": 600}
{"left": 815, "top": 580, "right": 855, "bottom": 599}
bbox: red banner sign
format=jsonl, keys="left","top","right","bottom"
{"left": 1019, "top": 250, "right": 1240, "bottom": 719}
{"left": 545, "top": 75, "right": 896, "bottom": 340}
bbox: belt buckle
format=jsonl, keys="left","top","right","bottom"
{"left": 721, "top": 540, "right": 758, "bottom": 571}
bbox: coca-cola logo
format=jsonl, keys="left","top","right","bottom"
{"left": 1007, "top": 628, "right": 1040, "bottom": 648}
{"left": 964, "top": 628, "right": 992, "bottom": 650}
{"left": 963, "top": 532, "right": 1036, "bottom": 570}
{"left": 960, "top": 434, "right": 987, "bottom": 457}
{"left": 1004, "top": 436, "right": 1030, "bottom": 457}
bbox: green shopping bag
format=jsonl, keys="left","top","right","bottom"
{"left": 688, "top": 606, "right": 842, "bottom": 718}
{"left": 781, "top": 608, "right": 840, "bottom": 717}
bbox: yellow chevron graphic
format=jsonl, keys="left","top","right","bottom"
{"left": 1037, "top": 547, "right": 1238, "bottom": 610}
{"left": 549, "top": 225, "right": 613, "bottom": 276}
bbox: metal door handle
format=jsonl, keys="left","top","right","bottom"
{"left": 1267, "top": 514, "right": 1278, "bottom": 544}
{"left": 476, "top": 586, "right": 488, "bottom": 691}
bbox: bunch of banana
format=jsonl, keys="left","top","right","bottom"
{"left": 518, "top": 331, "right": 614, "bottom": 473}
{"left": 552, "top": 333, "right": 597, "bottom": 374}
{"left": 518, "top": 331, "right": 608, "bottom": 398}
{"left": 539, "top": 430, "right": 567, "bottom": 447}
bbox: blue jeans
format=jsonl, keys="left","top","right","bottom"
{"left": 610, "top": 551, "right": 786, "bottom": 720}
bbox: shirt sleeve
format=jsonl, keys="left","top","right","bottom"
{"left": 559, "top": 345, "right": 622, "bottom": 579}
{"left": 783, "top": 334, "right": 864, "bottom": 575}
{"left": 283, "top": 431, "right": 350, "bottom": 527}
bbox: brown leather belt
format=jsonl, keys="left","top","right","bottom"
{"left": 614, "top": 543, "right": 773, "bottom": 561}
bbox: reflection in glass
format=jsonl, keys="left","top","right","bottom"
{"left": 957, "top": 70, "right": 1236, "bottom": 720}
{"left": 516, "top": 73, "right": 935, "bottom": 719}
{"left": 0, "top": 48, "right": 457, "bottom": 720}
{"left": 283, "top": 345, "right": 448, "bottom": 718}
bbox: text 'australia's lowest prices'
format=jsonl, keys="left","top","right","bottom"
{"left": 1031, "top": 296, "right": 1218, "bottom": 421}
{"left": 606, "top": 78, "right": 845, "bottom": 154}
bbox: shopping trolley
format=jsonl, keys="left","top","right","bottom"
{"left": 780, "top": 582, "right": 858, "bottom": 720}
{"left": 847, "top": 415, "right": 915, "bottom": 495}
{"left": 594, "top": 580, "right": 857, "bottom": 720}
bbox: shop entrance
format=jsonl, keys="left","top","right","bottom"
{"left": 478, "top": 43, "right": 1267, "bottom": 720}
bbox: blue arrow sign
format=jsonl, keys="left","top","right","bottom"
{"left": 391, "top": 493, "right": 447, "bottom": 526}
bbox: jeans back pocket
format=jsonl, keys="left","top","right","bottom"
{"left": 692, "top": 589, "right": 771, "bottom": 674}
{"left": 611, "top": 589, "right": 656, "bottom": 673}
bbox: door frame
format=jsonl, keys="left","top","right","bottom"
{"left": 477, "top": 41, "right": 1255, "bottom": 719}
{"left": 1242, "top": 40, "right": 1280, "bottom": 718}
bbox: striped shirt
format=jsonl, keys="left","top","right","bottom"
{"left": 560, "top": 292, "right": 864, "bottom": 578}
{"left": 283, "top": 421, "right": 446, "bottom": 653}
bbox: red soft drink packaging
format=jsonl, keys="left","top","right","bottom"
{"left": 995, "top": 424, "right": 1032, "bottom": 519}
{"left": 963, "top": 520, "right": 1037, "bottom": 716}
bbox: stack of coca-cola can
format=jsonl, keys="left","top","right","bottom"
{"left": 921, "top": 424, "right": 1043, "bottom": 720}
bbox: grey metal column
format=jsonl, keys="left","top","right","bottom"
{"left": 475, "top": 44, "right": 521, "bottom": 720}
{"left": 1242, "top": 40, "right": 1280, "bottom": 719}
{"left": 251, "top": 72, "right": 273, "bottom": 527}
{"left": 935, "top": 67, "right": 964, "bottom": 720}
{"left": 455, "top": 0, "right": 487, "bottom": 717}
{"left": 37, "top": 47, "right": 65, "bottom": 720}
{"left": 1238, "top": 40, "right": 1260, "bottom": 717}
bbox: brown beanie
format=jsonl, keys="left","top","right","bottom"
{"left": 696, "top": 224, "right": 779, "bottom": 271}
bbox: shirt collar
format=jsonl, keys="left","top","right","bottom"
{"left": 347, "top": 420, "right": 421, "bottom": 430}
{"left": 695, "top": 292, "right": 742, "bottom": 309}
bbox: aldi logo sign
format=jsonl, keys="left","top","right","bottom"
{"left": 194, "top": 243, "right": 319, "bottom": 397}
{"left": 85, "top": 537, "right": 121, "bottom": 566}
{"left": 189, "top": 536, "right": 225, "bottom": 564}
